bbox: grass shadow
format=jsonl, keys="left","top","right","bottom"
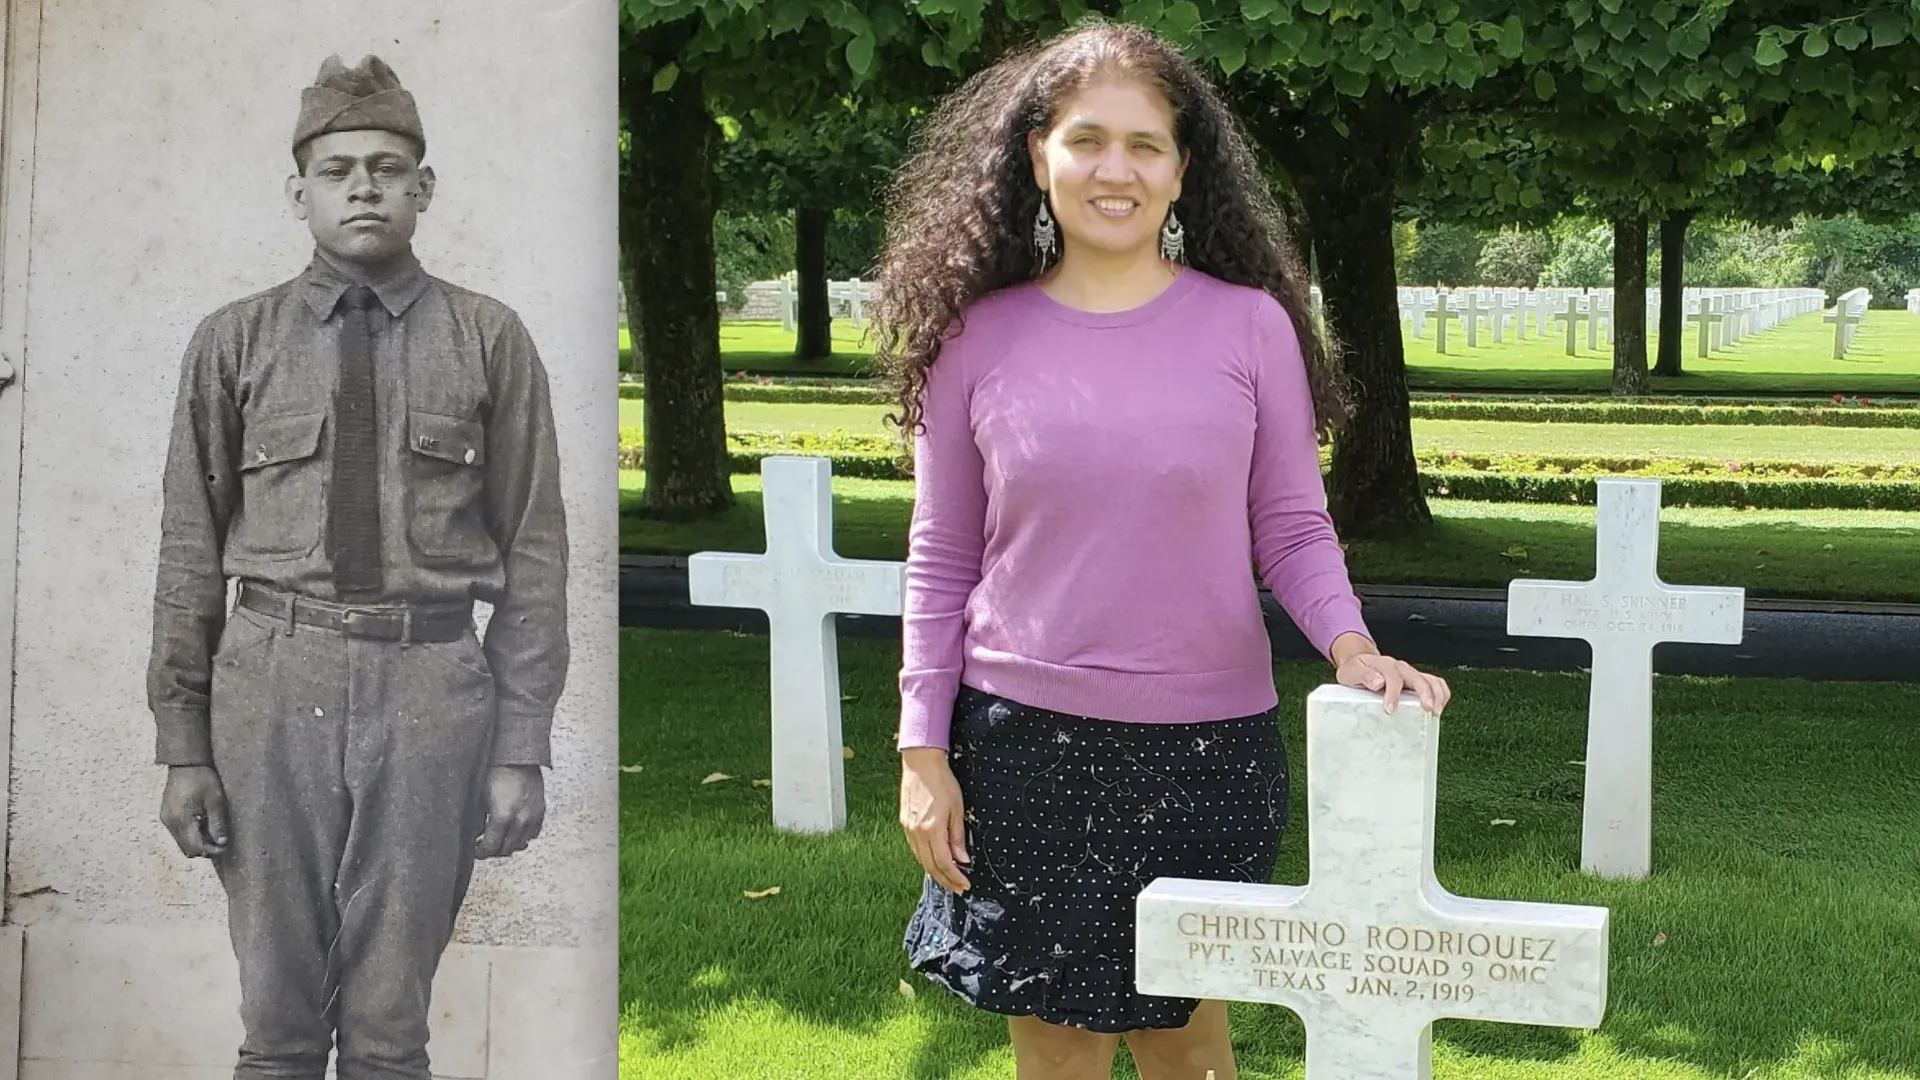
{"left": 624, "top": 630, "right": 1920, "bottom": 1077}
{"left": 620, "top": 630, "right": 1016, "bottom": 1077}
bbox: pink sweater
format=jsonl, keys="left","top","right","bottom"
{"left": 896, "top": 269, "right": 1372, "bottom": 751}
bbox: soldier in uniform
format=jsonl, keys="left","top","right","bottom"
{"left": 145, "top": 55, "right": 569, "bottom": 1080}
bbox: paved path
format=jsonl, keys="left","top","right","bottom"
{"left": 620, "top": 563, "right": 1919, "bottom": 683}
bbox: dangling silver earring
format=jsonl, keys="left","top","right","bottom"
{"left": 1160, "top": 207, "right": 1186, "bottom": 264}
{"left": 1033, "top": 194, "right": 1059, "bottom": 266}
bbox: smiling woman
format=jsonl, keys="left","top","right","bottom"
{"left": 1027, "top": 77, "right": 1188, "bottom": 286}
{"left": 868, "top": 18, "right": 1453, "bottom": 1080}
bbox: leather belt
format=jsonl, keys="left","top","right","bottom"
{"left": 237, "top": 582, "right": 472, "bottom": 643}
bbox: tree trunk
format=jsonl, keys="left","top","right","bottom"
{"left": 620, "top": 260, "right": 644, "bottom": 376}
{"left": 1287, "top": 96, "right": 1429, "bottom": 538}
{"left": 1272, "top": 177, "right": 1316, "bottom": 285}
{"left": 1611, "top": 214, "right": 1650, "bottom": 396}
{"left": 624, "top": 23, "right": 732, "bottom": 519}
{"left": 1654, "top": 210, "right": 1693, "bottom": 378}
{"left": 795, "top": 205, "right": 833, "bottom": 360}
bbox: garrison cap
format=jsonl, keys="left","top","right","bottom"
{"left": 292, "top": 55, "right": 425, "bottom": 158}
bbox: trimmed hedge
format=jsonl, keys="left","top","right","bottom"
{"left": 617, "top": 431, "right": 1920, "bottom": 511}
{"left": 1413, "top": 450, "right": 1920, "bottom": 482}
{"left": 1421, "top": 471, "right": 1920, "bottom": 511}
{"left": 617, "top": 429, "right": 903, "bottom": 477}
{"left": 618, "top": 378, "right": 878, "bottom": 401}
{"left": 620, "top": 381, "right": 1920, "bottom": 425}
{"left": 1409, "top": 400, "right": 1920, "bottom": 428}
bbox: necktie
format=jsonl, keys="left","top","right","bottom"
{"left": 329, "top": 285, "right": 383, "bottom": 595}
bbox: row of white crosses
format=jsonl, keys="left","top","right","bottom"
{"left": 690, "top": 459, "right": 1749, "bottom": 1076}
{"left": 1398, "top": 286, "right": 1826, "bottom": 359}
{"left": 1399, "top": 287, "right": 1601, "bottom": 353}
{"left": 712, "top": 276, "right": 878, "bottom": 332}
{"left": 1686, "top": 288, "right": 1827, "bottom": 357}
{"left": 1824, "top": 287, "right": 1872, "bottom": 359}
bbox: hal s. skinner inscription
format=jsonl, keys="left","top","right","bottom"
{"left": 1175, "top": 915, "right": 1572, "bottom": 1003}
{"left": 717, "top": 547, "right": 876, "bottom": 610}
{"left": 1556, "top": 591, "right": 1694, "bottom": 636}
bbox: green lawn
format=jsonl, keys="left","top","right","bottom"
{"left": 619, "top": 399, "right": 894, "bottom": 437}
{"left": 622, "top": 321, "right": 878, "bottom": 378}
{"left": 621, "top": 309, "right": 1920, "bottom": 393}
{"left": 617, "top": 400, "right": 1920, "bottom": 466}
{"left": 1417, "top": 419, "right": 1920, "bottom": 464}
{"left": 621, "top": 627, "right": 1920, "bottom": 1078}
{"left": 1405, "top": 309, "right": 1920, "bottom": 394}
{"left": 620, "top": 472, "right": 1920, "bottom": 603}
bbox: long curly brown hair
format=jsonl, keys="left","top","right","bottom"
{"left": 870, "top": 19, "right": 1346, "bottom": 440}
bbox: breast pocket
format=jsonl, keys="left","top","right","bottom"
{"left": 407, "top": 408, "right": 492, "bottom": 561}
{"left": 235, "top": 410, "right": 327, "bottom": 558}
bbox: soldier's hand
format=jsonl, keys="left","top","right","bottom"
{"left": 476, "top": 764, "right": 545, "bottom": 859}
{"left": 160, "top": 765, "right": 230, "bottom": 859}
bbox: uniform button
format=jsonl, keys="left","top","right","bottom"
{"left": 463, "top": 448, "right": 476, "bottom": 464}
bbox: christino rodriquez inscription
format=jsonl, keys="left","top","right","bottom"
{"left": 1176, "top": 915, "right": 1567, "bottom": 1003}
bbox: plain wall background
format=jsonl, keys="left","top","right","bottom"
{"left": 9, "top": 0, "right": 617, "bottom": 958}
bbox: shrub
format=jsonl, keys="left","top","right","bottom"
{"left": 1476, "top": 230, "right": 1553, "bottom": 287}
{"left": 1423, "top": 471, "right": 1920, "bottom": 511}
{"left": 621, "top": 382, "right": 1920, "bottom": 424}
{"left": 618, "top": 428, "right": 1920, "bottom": 511}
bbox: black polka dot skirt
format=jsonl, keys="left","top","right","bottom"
{"left": 903, "top": 684, "right": 1289, "bottom": 1032}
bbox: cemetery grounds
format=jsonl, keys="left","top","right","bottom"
{"left": 621, "top": 305, "right": 1920, "bottom": 1078}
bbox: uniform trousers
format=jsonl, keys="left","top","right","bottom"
{"left": 207, "top": 599, "right": 496, "bottom": 1080}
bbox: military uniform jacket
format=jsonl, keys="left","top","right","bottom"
{"left": 147, "top": 250, "right": 569, "bottom": 768}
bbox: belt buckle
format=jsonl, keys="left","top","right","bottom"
{"left": 337, "top": 607, "right": 388, "bottom": 639}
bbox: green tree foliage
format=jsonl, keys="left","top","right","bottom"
{"left": 629, "top": 0, "right": 1920, "bottom": 527}
{"left": 713, "top": 211, "right": 795, "bottom": 314}
{"left": 1476, "top": 228, "right": 1555, "bottom": 286}
{"left": 1401, "top": 222, "right": 1485, "bottom": 286}
{"left": 1791, "top": 214, "right": 1920, "bottom": 305}
{"left": 1190, "top": 1, "right": 1920, "bottom": 532}
{"left": 710, "top": 208, "right": 886, "bottom": 313}
{"left": 717, "top": 96, "right": 909, "bottom": 356}
{"left": 620, "top": 0, "right": 951, "bottom": 517}
{"left": 1541, "top": 221, "right": 1615, "bottom": 287}
{"left": 828, "top": 211, "right": 886, "bottom": 279}
{"left": 1669, "top": 220, "right": 1800, "bottom": 288}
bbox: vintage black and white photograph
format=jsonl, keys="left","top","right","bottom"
{"left": 0, "top": 4, "right": 616, "bottom": 1078}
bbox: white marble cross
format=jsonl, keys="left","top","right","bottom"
{"left": 687, "top": 456, "right": 905, "bottom": 833}
{"left": 1687, "top": 296, "right": 1724, "bottom": 358}
{"left": 1137, "top": 686, "right": 1610, "bottom": 1080}
{"left": 1460, "top": 292, "right": 1485, "bottom": 349}
{"left": 829, "top": 278, "right": 872, "bottom": 329}
{"left": 1552, "top": 297, "right": 1590, "bottom": 355}
{"left": 777, "top": 276, "right": 798, "bottom": 334}
{"left": 1825, "top": 287, "right": 1870, "bottom": 359}
{"left": 1506, "top": 478, "right": 1744, "bottom": 879}
{"left": 1489, "top": 291, "right": 1517, "bottom": 344}
{"left": 1428, "top": 291, "right": 1459, "bottom": 354}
